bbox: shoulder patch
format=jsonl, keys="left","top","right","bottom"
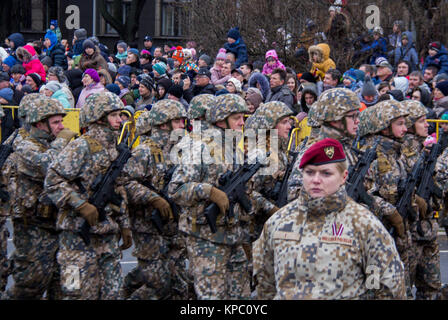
{"left": 376, "top": 151, "right": 391, "bottom": 173}
{"left": 143, "top": 138, "right": 164, "bottom": 164}
{"left": 82, "top": 135, "right": 103, "bottom": 154}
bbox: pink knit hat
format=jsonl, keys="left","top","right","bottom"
{"left": 216, "top": 48, "right": 227, "bottom": 60}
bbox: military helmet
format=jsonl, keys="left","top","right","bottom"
{"left": 401, "top": 100, "right": 427, "bottom": 128}
{"left": 79, "top": 91, "right": 124, "bottom": 128}
{"left": 315, "top": 88, "right": 360, "bottom": 122}
{"left": 306, "top": 101, "right": 323, "bottom": 128}
{"left": 206, "top": 94, "right": 248, "bottom": 124}
{"left": 359, "top": 100, "right": 409, "bottom": 135}
{"left": 27, "top": 97, "right": 66, "bottom": 124}
{"left": 244, "top": 101, "right": 293, "bottom": 130}
{"left": 148, "top": 99, "right": 187, "bottom": 126}
{"left": 19, "top": 93, "right": 45, "bottom": 121}
{"left": 134, "top": 111, "right": 152, "bottom": 136}
{"left": 188, "top": 94, "right": 215, "bottom": 120}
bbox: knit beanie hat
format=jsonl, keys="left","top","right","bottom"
{"left": 0, "top": 88, "right": 13, "bottom": 103}
{"left": 199, "top": 54, "right": 212, "bottom": 66}
{"left": 227, "top": 77, "right": 242, "bottom": 92}
{"left": 82, "top": 39, "right": 96, "bottom": 51}
{"left": 429, "top": 41, "right": 442, "bottom": 52}
{"left": 343, "top": 69, "right": 357, "bottom": 83}
{"left": 436, "top": 80, "right": 448, "bottom": 96}
{"left": 441, "top": 112, "right": 448, "bottom": 121}
{"left": 172, "top": 46, "right": 184, "bottom": 64}
{"left": 167, "top": 58, "right": 175, "bottom": 70}
{"left": 41, "top": 56, "right": 53, "bottom": 67}
{"left": 45, "top": 80, "right": 62, "bottom": 93}
{"left": 117, "top": 65, "right": 131, "bottom": 77}
{"left": 299, "top": 72, "right": 317, "bottom": 83}
{"left": 83, "top": 68, "right": 100, "bottom": 83}
{"left": 3, "top": 55, "right": 17, "bottom": 68}
{"left": 216, "top": 48, "right": 227, "bottom": 61}
{"left": 245, "top": 87, "right": 263, "bottom": 108}
{"left": 227, "top": 27, "right": 241, "bottom": 41}
{"left": 140, "top": 76, "right": 155, "bottom": 90}
{"left": 106, "top": 83, "right": 121, "bottom": 96}
{"left": 153, "top": 62, "right": 167, "bottom": 75}
{"left": 74, "top": 28, "right": 87, "bottom": 41}
{"left": 167, "top": 84, "right": 184, "bottom": 99}
{"left": 128, "top": 48, "right": 139, "bottom": 57}
{"left": 361, "top": 76, "right": 377, "bottom": 97}
{"left": 28, "top": 73, "right": 42, "bottom": 86}
{"left": 117, "top": 42, "right": 127, "bottom": 51}
{"left": 10, "top": 64, "right": 26, "bottom": 75}
{"left": 117, "top": 75, "right": 131, "bottom": 88}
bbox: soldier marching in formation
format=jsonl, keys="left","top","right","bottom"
{"left": 0, "top": 88, "right": 447, "bottom": 300}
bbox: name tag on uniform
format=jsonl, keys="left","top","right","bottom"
{"left": 320, "top": 235, "right": 354, "bottom": 246}
{"left": 273, "top": 231, "right": 300, "bottom": 241}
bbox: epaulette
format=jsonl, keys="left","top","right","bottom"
{"left": 81, "top": 135, "right": 103, "bottom": 154}
{"left": 142, "top": 139, "right": 164, "bottom": 164}
{"left": 376, "top": 150, "right": 391, "bottom": 174}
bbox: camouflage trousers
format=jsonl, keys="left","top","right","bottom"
{"left": 57, "top": 231, "right": 123, "bottom": 300}
{"left": 186, "top": 236, "right": 251, "bottom": 300}
{"left": 7, "top": 219, "right": 60, "bottom": 300}
{"left": 123, "top": 231, "right": 195, "bottom": 300}
{"left": 0, "top": 218, "right": 9, "bottom": 293}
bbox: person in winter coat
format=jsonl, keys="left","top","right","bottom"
{"left": 392, "top": 31, "right": 418, "bottom": 72}
{"left": 75, "top": 68, "right": 105, "bottom": 108}
{"left": 422, "top": 42, "right": 448, "bottom": 76}
{"left": 65, "top": 68, "right": 84, "bottom": 105}
{"left": 69, "top": 28, "right": 88, "bottom": 69}
{"left": 265, "top": 68, "right": 295, "bottom": 112}
{"left": 308, "top": 43, "right": 336, "bottom": 81}
{"left": 224, "top": 27, "right": 248, "bottom": 68}
{"left": 16, "top": 45, "right": 46, "bottom": 81}
{"left": 432, "top": 80, "right": 448, "bottom": 117}
{"left": 25, "top": 73, "right": 43, "bottom": 93}
{"left": 358, "top": 76, "right": 379, "bottom": 111}
{"left": 43, "top": 81, "right": 71, "bottom": 108}
{"left": 6, "top": 33, "right": 25, "bottom": 59}
{"left": 262, "top": 49, "right": 286, "bottom": 77}
{"left": 43, "top": 30, "right": 68, "bottom": 70}
{"left": 0, "top": 87, "right": 20, "bottom": 142}
{"left": 360, "top": 26, "right": 388, "bottom": 65}
{"left": 248, "top": 72, "right": 270, "bottom": 101}
{"left": 79, "top": 40, "right": 109, "bottom": 72}
{"left": 115, "top": 75, "right": 134, "bottom": 106}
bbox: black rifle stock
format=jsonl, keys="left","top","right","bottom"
{"left": 79, "top": 134, "right": 133, "bottom": 245}
{"left": 271, "top": 150, "right": 299, "bottom": 207}
{"left": 204, "top": 154, "right": 268, "bottom": 233}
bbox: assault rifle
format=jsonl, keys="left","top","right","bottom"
{"left": 0, "top": 129, "right": 19, "bottom": 201}
{"left": 346, "top": 139, "right": 379, "bottom": 209}
{"left": 270, "top": 150, "right": 299, "bottom": 207}
{"left": 141, "top": 165, "right": 180, "bottom": 233}
{"left": 79, "top": 126, "right": 134, "bottom": 245}
{"left": 204, "top": 152, "right": 269, "bottom": 233}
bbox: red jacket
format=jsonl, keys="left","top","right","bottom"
{"left": 22, "top": 45, "right": 46, "bottom": 81}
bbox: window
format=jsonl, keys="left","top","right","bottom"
{"left": 161, "top": 0, "right": 189, "bottom": 37}
{"left": 20, "top": 0, "right": 44, "bottom": 31}
{"left": 103, "top": 0, "right": 131, "bottom": 35}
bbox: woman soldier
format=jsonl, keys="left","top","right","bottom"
{"left": 253, "top": 138, "right": 405, "bottom": 299}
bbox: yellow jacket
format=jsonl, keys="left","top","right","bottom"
{"left": 308, "top": 43, "right": 336, "bottom": 81}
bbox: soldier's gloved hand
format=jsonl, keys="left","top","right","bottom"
{"left": 150, "top": 197, "right": 173, "bottom": 220}
{"left": 387, "top": 210, "right": 405, "bottom": 239}
{"left": 120, "top": 228, "right": 132, "bottom": 250}
{"left": 268, "top": 206, "right": 280, "bottom": 216}
{"left": 76, "top": 202, "right": 99, "bottom": 226}
{"left": 209, "top": 187, "right": 229, "bottom": 216}
{"left": 415, "top": 195, "right": 428, "bottom": 220}
{"left": 56, "top": 129, "right": 78, "bottom": 142}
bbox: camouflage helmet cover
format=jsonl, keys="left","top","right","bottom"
{"left": 27, "top": 97, "right": 66, "bottom": 124}
{"left": 188, "top": 94, "right": 215, "bottom": 120}
{"left": 306, "top": 101, "right": 323, "bottom": 128}
{"left": 206, "top": 94, "right": 248, "bottom": 124}
{"left": 358, "top": 100, "right": 409, "bottom": 136}
{"left": 79, "top": 91, "right": 125, "bottom": 128}
{"left": 244, "top": 101, "right": 293, "bottom": 130}
{"left": 401, "top": 100, "right": 427, "bottom": 128}
{"left": 148, "top": 99, "right": 187, "bottom": 126}
{"left": 316, "top": 88, "right": 361, "bottom": 122}
{"left": 19, "top": 93, "right": 45, "bottom": 121}
{"left": 134, "top": 110, "right": 152, "bottom": 136}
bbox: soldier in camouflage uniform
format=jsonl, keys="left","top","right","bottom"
{"left": 121, "top": 99, "right": 193, "bottom": 300}
{"left": 400, "top": 100, "right": 441, "bottom": 300}
{"left": 253, "top": 138, "right": 406, "bottom": 299}
{"left": 0, "top": 94, "right": 42, "bottom": 296}
{"left": 188, "top": 94, "right": 215, "bottom": 132}
{"left": 44, "top": 92, "right": 132, "bottom": 300}
{"left": 359, "top": 100, "right": 413, "bottom": 298}
{"left": 287, "top": 88, "right": 361, "bottom": 202}
{"left": 168, "top": 94, "right": 252, "bottom": 299}
{"left": 6, "top": 97, "right": 77, "bottom": 299}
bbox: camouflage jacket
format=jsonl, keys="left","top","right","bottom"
{"left": 44, "top": 124, "right": 130, "bottom": 234}
{"left": 12, "top": 126, "right": 70, "bottom": 228}
{"left": 364, "top": 135, "right": 407, "bottom": 221}
{"left": 168, "top": 125, "right": 250, "bottom": 245}
{"left": 287, "top": 124, "right": 358, "bottom": 202}
{"left": 123, "top": 128, "right": 183, "bottom": 236}
{"left": 253, "top": 186, "right": 406, "bottom": 300}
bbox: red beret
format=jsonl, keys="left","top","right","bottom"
{"left": 299, "top": 138, "right": 346, "bottom": 169}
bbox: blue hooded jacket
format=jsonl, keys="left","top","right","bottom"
{"left": 224, "top": 27, "right": 248, "bottom": 68}
{"left": 360, "top": 36, "right": 388, "bottom": 65}
{"left": 393, "top": 31, "right": 418, "bottom": 71}
{"left": 7, "top": 33, "right": 25, "bottom": 50}
{"left": 423, "top": 44, "right": 448, "bottom": 75}
{"left": 44, "top": 30, "right": 58, "bottom": 52}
